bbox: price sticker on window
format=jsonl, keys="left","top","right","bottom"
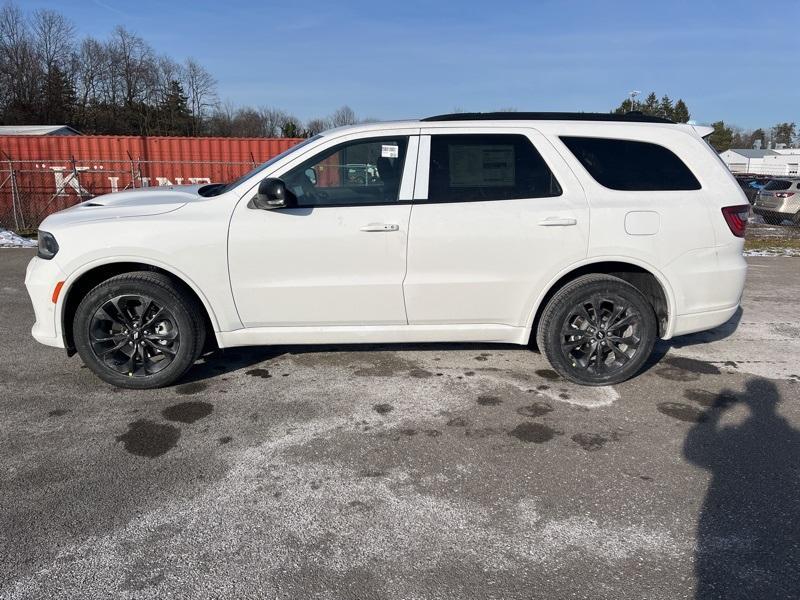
{"left": 381, "top": 144, "right": 399, "bottom": 158}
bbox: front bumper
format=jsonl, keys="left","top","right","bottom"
{"left": 24, "top": 256, "right": 67, "bottom": 348}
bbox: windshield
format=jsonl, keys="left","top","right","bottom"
{"left": 199, "top": 136, "right": 321, "bottom": 197}
{"left": 763, "top": 180, "right": 793, "bottom": 191}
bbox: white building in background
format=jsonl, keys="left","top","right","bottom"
{"left": 719, "top": 149, "right": 778, "bottom": 173}
{"left": 719, "top": 148, "right": 800, "bottom": 176}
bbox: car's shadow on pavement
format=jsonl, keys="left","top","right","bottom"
{"left": 641, "top": 306, "right": 744, "bottom": 374}
{"left": 683, "top": 378, "right": 800, "bottom": 599}
{"left": 180, "top": 342, "right": 524, "bottom": 385}
{"left": 180, "top": 307, "right": 744, "bottom": 385}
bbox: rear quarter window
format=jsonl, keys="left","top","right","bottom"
{"left": 560, "top": 136, "right": 701, "bottom": 191}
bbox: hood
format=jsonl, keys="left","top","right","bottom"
{"left": 40, "top": 184, "right": 205, "bottom": 229}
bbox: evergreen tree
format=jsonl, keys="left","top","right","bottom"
{"left": 658, "top": 95, "right": 673, "bottom": 120}
{"left": 39, "top": 65, "right": 76, "bottom": 125}
{"left": 612, "top": 98, "right": 637, "bottom": 114}
{"left": 612, "top": 92, "right": 691, "bottom": 122}
{"left": 748, "top": 128, "right": 766, "bottom": 149}
{"left": 771, "top": 122, "right": 796, "bottom": 146}
{"left": 708, "top": 121, "right": 734, "bottom": 152}
{"left": 731, "top": 131, "right": 748, "bottom": 149}
{"left": 281, "top": 119, "right": 300, "bottom": 138}
{"left": 672, "top": 99, "right": 690, "bottom": 123}
{"left": 157, "top": 80, "right": 192, "bottom": 136}
{"left": 642, "top": 92, "right": 658, "bottom": 115}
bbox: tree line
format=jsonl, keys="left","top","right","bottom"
{"left": 613, "top": 91, "right": 691, "bottom": 123}
{"left": 705, "top": 121, "right": 796, "bottom": 153}
{"left": 0, "top": 2, "right": 367, "bottom": 138}
{"left": 1, "top": 1, "right": 796, "bottom": 147}
{"left": 611, "top": 92, "right": 797, "bottom": 152}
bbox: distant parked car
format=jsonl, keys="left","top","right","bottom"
{"left": 734, "top": 175, "right": 771, "bottom": 204}
{"left": 753, "top": 178, "right": 800, "bottom": 224}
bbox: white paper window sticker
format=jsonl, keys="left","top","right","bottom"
{"left": 381, "top": 144, "right": 399, "bottom": 158}
{"left": 448, "top": 144, "right": 515, "bottom": 188}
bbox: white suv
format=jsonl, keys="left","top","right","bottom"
{"left": 25, "top": 112, "right": 749, "bottom": 389}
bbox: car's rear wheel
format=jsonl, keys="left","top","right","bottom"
{"left": 536, "top": 274, "right": 657, "bottom": 386}
{"left": 73, "top": 272, "right": 205, "bottom": 389}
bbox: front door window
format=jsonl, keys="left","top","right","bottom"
{"left": 282, "top": 137, "right": 409, "bottom": 206}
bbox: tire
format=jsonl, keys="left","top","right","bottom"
{"left": 73, "top": 271, "right": 206, "bottom": 389}
{"left": 536, "top": 274, "right": 657, "bottom": 386}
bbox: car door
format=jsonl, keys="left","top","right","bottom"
{"left": 228, "top": 131, "right": 419, "bottom": 327}
{"left": 404, "top": 127, "right": 588, "bottom": 327}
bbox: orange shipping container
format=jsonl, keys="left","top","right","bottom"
{"left": 0, "top": 135, "right": 303, "bottom": 229}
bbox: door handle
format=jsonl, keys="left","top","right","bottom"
{"left": 538, "top": 217, "right": 577, "bottom": 227}
{"left": 360, "top": 223, "right": 399, "bottom": 232}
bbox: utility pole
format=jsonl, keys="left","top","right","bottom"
{"left": 628, "top": 90, "right": 641, "bottom": 111}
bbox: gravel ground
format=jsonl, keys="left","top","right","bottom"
{"left": 1, "top": 249, "right": 798, "bottom": 600}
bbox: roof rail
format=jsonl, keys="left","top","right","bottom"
{"left": 421, "top": 111, "right": 674, "bottom": 124}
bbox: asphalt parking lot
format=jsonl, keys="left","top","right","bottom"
{"left": 1, "top": 249, "right": 798, "bottom": 600}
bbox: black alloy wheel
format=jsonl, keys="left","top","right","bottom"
{"left": 537, "top": 274, "right": 657, "bottom": 386}
{"left": 88, "top": 294, "right": 180, "bottom": 377}
{"left": 73, "top": 271, "right": 205, "bottom": 389}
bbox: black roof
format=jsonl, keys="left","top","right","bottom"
{"left": 421, "top": 111, "right": 674, "bottom": 124}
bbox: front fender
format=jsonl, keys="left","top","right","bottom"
{"left": 55, "top": 255, "right": 233, "bottom": 349}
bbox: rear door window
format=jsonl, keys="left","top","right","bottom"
{"left": 427, "top": 134, "right": 562, "bottom": 202}
{"left": 560, "top": 136, "right": 701, "bottom": 191}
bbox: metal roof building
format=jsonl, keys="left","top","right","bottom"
{"left": 0, "top": 125, "right": 80, "bottom": 136}
{"left": 719, "top": 148, "right": 780, "bottom": 174}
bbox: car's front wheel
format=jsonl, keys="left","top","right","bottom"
{"left": 536, "top": 274, "right": 657, "bottom": 386}
{"left": 73, "top": 272, "right": 205, "bottom": 389}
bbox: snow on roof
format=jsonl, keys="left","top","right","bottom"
{"left": 724, "top": 148, "right": 779, "bottom": 158}
{"left": 0, "top": 125, "right": 80, "bottom": 136}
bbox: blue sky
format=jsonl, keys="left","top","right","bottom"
{"left": 25, "top": 0, "right": 800, "bottom": 129}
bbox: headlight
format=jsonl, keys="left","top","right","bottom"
{"left": 37, "top": 231, "right": 59, "bottom": 260}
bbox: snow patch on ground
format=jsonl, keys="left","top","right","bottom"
{"left": 744, "top": 248, "right": 800, "bottom": 257}
{"left": 0, "top": 228, "right": 35, "bottom": 248}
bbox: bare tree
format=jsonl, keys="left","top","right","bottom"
{"left": 330, "top": 105, "right": 357, "bottom": 127}
{"left": 31, "top": 8, "right": 75, "bottom": 71}
{"left": 304, "top": 117, "right": 330, "bottom": 136}
{"left": 109, "top": 26, "right": 155, "bottom": 107}
{"left": 0, "top": 2, "right": 39, "bottom": 120}
{"left": 206, "top": 100, "right": 237, "bottom": 136}
{"left": 184, "top": 57, "right": 216, "bottom": 134}
{"left": 231, "top": 107, "right": 265, "bottom": 137}
{"left": 258, "top": 106, "right": 290, "bottom": 137}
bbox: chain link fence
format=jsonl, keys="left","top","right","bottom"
{"left": 733, "top": 173, "right": 800, "bottom": 255}
{"left": 1, "top": 159, "right": 798, "bottom": 252}
{"left": 0, "top": 157, "right": 258, "bottom": 233}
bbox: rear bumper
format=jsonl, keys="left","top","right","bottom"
{"left": 24, "top": 256, "right": 66, "bottom": 348}
{"left": 662, "top": 244, "right": 747, "bottom": 339}
{"left": 672, "top": 303, "right": 739, "bottom": 337}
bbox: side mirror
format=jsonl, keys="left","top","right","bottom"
{"left": 251, "top": 178, "right": 297, "bottom": 210}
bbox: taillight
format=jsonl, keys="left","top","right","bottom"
{"left": 721, "top": 204, "right": 750, "bottom": 238}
